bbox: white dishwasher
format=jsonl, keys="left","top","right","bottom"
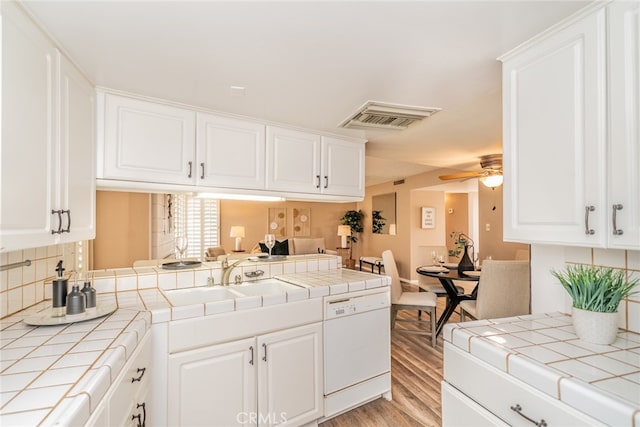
{"left": 323, "top": 288, "right": 392, "bottom": 419}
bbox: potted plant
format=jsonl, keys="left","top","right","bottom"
{"left": 551, "top": 265, "right": 639, "bottom": 344}
{"left": 340, "top": 210, "right": 364, "bottom": 243}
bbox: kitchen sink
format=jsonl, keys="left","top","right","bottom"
{"left": 161, "top": 279, "right": 306, "bottom": 306}
{"left": 231, "top": 279, "right": 303, "bottom": 297}
{"left": 162, "top": 286, "right": 238, "bottom": 306}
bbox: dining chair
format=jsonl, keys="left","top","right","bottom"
{"left": 382, "top": 250, "right": 438, "bottom": 347}
{"left": 459, "top": 260, "right": 530, "bottom": 321}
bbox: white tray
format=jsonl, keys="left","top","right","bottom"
{"left": 23, "top": 304, "right": 117, "bottom": 326}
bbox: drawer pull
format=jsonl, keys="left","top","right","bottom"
{"left": 131, "top": 402, "right": 146, "bottom": 427}
{"left": 510, "top": 404, "right": 547, "bottom": 427}
{"left": 131, "top": 367, "right": 146, "bottom": 382}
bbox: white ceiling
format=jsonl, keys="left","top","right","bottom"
{"left": 22, "top": 0, "right": 589, "bottom": 186}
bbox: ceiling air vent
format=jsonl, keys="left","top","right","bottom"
{"left": 339, "top": 101, "right": 441, "bottom": 130}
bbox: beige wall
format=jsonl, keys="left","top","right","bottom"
{"left": 444, "top": 193, "right": 469, "bottom": 261}
{"left": 94, "top": 191, "right": 150, "bottom": 269}
{"left": 478, "top": 184, "right": 528, "bottom": 261}
{"left": 219, "top": 200, "right": 357, "bottom": 253}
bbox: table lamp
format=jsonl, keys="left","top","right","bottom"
{"left": 230, "top": 226, "right": 245, "bottom": 252}
{"left": 337, "top": 225, "right": 351, "bottom": 249}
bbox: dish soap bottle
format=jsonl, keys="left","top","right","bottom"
{"left": 52, "top": 260, "right": 68, "bottom": 317}
{"left": 81, "top": 280, "right": 96, "bottom": 313}
{"left": 66, "top": 284, "right": 85, "bottom": 316}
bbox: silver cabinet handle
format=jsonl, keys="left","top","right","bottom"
{"left": 249, "top": 346, "right": 254, "bottom": 365}
{"left": 510, "top": 404, "right": 547, "bottom": 427}
{"left": 316, "top": 175, "right": 321, "bottom": 189}
{"left": 324, "top": 175, "right": 328, "bottom": 189}
{"left": 187, "top": 161, "right": 193, "bottom": 178}
{"left": 200, "top": 162, "right": 205, "bottom": 179}
{"left": 62, "top": 210, "right": 71, "bottom": 233}
{"left": 262, "top": 343, "right": 267, "bottom": 362}
{"left": 612, "top": 204, "right": 624, "bottom": 235}
{"left": 51, "top": 210, "right": 63, "bottom": 234}
{"left": 584, "top": 205, "right": 595, "bottom": 235}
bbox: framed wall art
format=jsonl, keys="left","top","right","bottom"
{"left": 268, "top": 208, "right": 287, "bottom": 237}
{"left": 292, "top": 208, "right": 310, "bottom": 236}
{"left": 421, "top": 207, "right": 436, "bottom": 229}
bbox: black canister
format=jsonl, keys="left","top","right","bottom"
{"left": 82, "top": 281, "right": 96, "bottom": 308}
{"left": 52, "top": 260, "right": 68, "bottom": 317}
{"left": 66, "top": 285, "right": 85, "bottom": 315}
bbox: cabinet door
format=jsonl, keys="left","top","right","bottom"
{"left": 57, "top": 54, "right": 96, "bottom": 243}
{"left": 502, "top": 8, "right": 607, "bottom": 246}
{"left": 266, "top": 126, "right": 321, "bottom": 193}
{"left": 0, "top": 2, "right": 57, "bottom": 251}
{"left": 608, "top": 1, "right": 640, "bottom": 250}
{"left": 168, "top": 337, "right": 256, "bottom": 427}
{"left": 257, "top": 322, "right": 323, "bottom": 427}
{"left": 102, "top": 94, "right": 196, "bottom": 185}
{"left": 197, "top": 113, "right": 266, "bottom": 189}
{"left": 321, "top": 137, "right": 365, "bottom": 197}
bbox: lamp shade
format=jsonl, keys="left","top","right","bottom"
{"left": 337, "top": 225, "right": 351, "bottom": 248}
{"left": 230, "top": 226, "right": 245, "bottom": 252}
{"left": 230, "top": 226, "right": 245, "bottom": 238}
{"left": 480, "top": 173, "right": 503, "bottom": 188}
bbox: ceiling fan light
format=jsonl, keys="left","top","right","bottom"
{"left": 480, "top": 173, "right": 503, "bottom": 188}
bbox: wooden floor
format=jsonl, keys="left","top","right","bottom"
{"left": 320, "top": 290, "right": 460, "bottom": 427}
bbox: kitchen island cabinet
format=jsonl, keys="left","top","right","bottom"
{"left": 168, "top": 322, "right": 322, "bottom": 426}
{"left": 0, "top": 1, "right": 95, "bottom": 252}
{"left": 442, "top": 314, "right": 639, "bottom": 426}
{"left": 501, "top": 1, "right": 640, "bottom": 250}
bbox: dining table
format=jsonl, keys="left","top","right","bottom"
{"left": 416, "top": 266, "right": 480, "bottom": 337}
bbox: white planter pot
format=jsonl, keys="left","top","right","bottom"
{"left": 571, "top": 307, "right": 619, "bottom": 345}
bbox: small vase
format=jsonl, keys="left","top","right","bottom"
{"left": 571, "top": 307, "right": 619, "bottom": 345}
{"left": 457, "top": 245, "right": 474, "bottom": 275}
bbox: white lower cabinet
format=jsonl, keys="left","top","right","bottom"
{"left": 441, "top": 382, "right": 508, "bottom": 427}
{"left": 442, "top": 343, "right": 604, "bottom": 426}
{"left": 168, "top": 322, "right": 323, "bottom": 426}
{"left": 86, "top": 332, "right": 152, "bottom": 427}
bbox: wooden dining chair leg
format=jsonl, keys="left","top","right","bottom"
{"left": 460, "top": 308, "right": 466, "bottom": 322}
{"left": 430, "top": 307, "right": 437, "bottom": 347}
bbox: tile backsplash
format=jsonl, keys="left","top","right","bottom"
{"left": 534, "top": 245, "right": 640, "bottom": 334}
{"left": 0, "top": 244, "right": 76, "bottom": 318}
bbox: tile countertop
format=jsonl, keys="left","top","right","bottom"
{"left": 0, "top": 267, "right": 389, "bottom": 426}
{"left": 0, "top": 294, "right": 150, "bottom": 426}
{"left": 443, "top": 313, "right": 640, "bottom": 426}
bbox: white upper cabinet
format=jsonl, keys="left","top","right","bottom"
{"left": 266, "top": 126, "right": 364, "bottom": 198}
{"left": 100, "top": 93, "right": 196, "bottom": 185}
{"left": 266, "top": 126, "right": 322, "bottom": 193}
{"left": 607, "top": 1, "right": 640, "bottom": 250}
{"left": 99, "top": 94, "right": 366, "bottom": 201}
{"left": 1, "top": 2, "right": 95, "bottom": 252}
{"left": 196, "top": 112, "right": 266, "bottom": 189}
{"left": 57, "top": 54, "right": 96, "bottom": 244}
{"left": 501, "top": 3, "right": 640, "bottom": 249}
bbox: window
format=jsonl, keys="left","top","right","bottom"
{"left": 173, "top": 195, "right": 219, "bottom": 258}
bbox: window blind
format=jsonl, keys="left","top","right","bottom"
{"left": 174, "top": 195, "right": 219, "bottom": 259}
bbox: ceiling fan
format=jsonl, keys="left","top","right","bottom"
{"left": 439, "top": 154, "right": 503, "bottom": 188}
